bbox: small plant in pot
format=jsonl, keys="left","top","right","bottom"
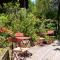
{"left": 47, "top": 30, "right": 55, "bottom": 36}
{"left": 45, "top": 36, "right": 54, "bottom": 44}
{"left": 36, "top": 37, "right": 46, "bottom": 46}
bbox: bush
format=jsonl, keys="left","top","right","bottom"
{"left": 0, "top": 14, "right": 9, "bottom": 27}
{"left": 0, "top": 35, "right": 9, "bottom": 48}
{"left": 6, "top": 8, "right": 39, "bottom": 41}
{"left": 0, "top": 8, "right": 57, "bottom": 42}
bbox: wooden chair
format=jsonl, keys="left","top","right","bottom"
{"left": 8, "top": 32, "right": 31, "bottom": 60}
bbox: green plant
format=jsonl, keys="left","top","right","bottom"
{"left": 6, "top": 9, "right": 38, "bottom": 41}
{"left": 0, "top": 36, "right": 9, "bottom": 48}
{"left": 0, "top": 14, "right": 8, "bottom": 27}
{"left": 0, "top": 41, "right": 9, "bottom": 48}
{"left": 46, "top": 22, "right": 57, "bottom": 30}
{"left": 0, "top": 8, "right": 57, "bottom": 42}
{"left": 45, "top": 35, "right": 55, "bottom": 42}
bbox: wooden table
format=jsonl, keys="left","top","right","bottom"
{"left": 8, "top": 36, "right": 31, "bottom": 48}
{"left": 15, "top": 37, "right": 31, "bottom": 47}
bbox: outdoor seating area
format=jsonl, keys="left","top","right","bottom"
{"left": 0, "top": 0, "right": 60, "bottom": 60}
{"left": 8, "top": 32, "right": 31, "bottom": 48}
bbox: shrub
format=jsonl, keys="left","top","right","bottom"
{"left": 0, "top": 14, "right": 9, "bottom": 27}
{"left": 0, "top": 8, "right": 57, "bottom": 42}
{"left": 46, "top": 22, "right": 57, "bottom": 30}
{"left": 6, "top": 8, "right": 38, "bottom": 41}
{"left": 0, "top": 34, "right": 9, "bottom": 48}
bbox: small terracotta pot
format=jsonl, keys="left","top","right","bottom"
{"left": 34, "top": 41, "right": 38, "bottom": 46}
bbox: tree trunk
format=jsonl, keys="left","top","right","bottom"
{"left": 19, "top": 0, "right": 28, "bottom": 9}
{"left": 57, "top": 0, "right": 60, "bottom": 39}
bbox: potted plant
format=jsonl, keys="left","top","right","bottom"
{"left": 45, "top": 35, "right": 55, "bottom": 44}
{"left": 47, "top": 30, "right": 54, "bottom": 36}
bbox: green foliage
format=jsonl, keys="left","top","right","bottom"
{"left": 36, "top": 0, "right": 49, "bottom": 18}
{"left": 3, "top": 8, "right": 38, "bottom": 41}
{"left": 46, "top": 23, "right": 57, "bottom": 30}
{"left": 45, "top": 35, "right": 56, "bottom": 42}
{"left": 4, "top": 2, "right": 19, "bottom": 8}
{"left": 0, "top": 40, "right": 9, "bottom": 48}
{"left": 0, "top": 33, "right": 9, "bottom": 47}
{"left": 0, "top": 0, "right": 58, "bottom": 47}
{"left": 0, "top": 14, "right": 8, "bottom": 27}
{"left": 0, "top": 7, "right": 57, "bottom": 43}
{"left": 29, "top": 0, "right": 36, "bottom": 13}
{"left": 36, "top": 0, "right": 58, "bottom": 19}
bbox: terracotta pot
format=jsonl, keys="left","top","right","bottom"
{"left": 47, "top": 30, "right": 54, "bottom": 36}
{"left": 15, "top": 32, "right": 24, "bottom": 37}
{"left": 34, "top": 42, "right": 38, "bottom": 46}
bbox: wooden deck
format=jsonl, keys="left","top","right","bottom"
{"left": 26, "top": 45, "right": 60, "bottom": 60}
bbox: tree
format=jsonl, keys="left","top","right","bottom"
{"left": 0, "top": 0, "right": 28, "bottom": 9}
{"left": 36, "top": 0, "right": 58, "bottom": 19}
{"left": 28, "top": 0, "right": 36, "bottom": 13}
{"left": 36, "top": 0, "right": 50, "bottom": 18}
{"left": 57, "top": 0, "right": 60, "bottom": 39}
{"left": 19, "top": 0, "right": 28, "bottom": 9}
{"left": 0, "top": 0, "right": 17, "bottom": 8}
